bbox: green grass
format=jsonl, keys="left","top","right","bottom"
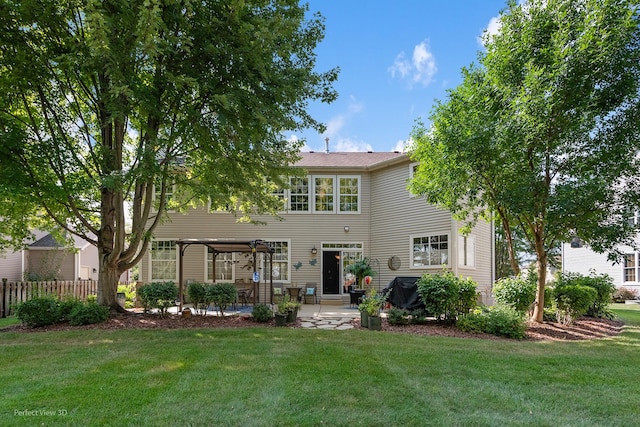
{"left": 1, "top": 308, "right": 640, "bottom": 426}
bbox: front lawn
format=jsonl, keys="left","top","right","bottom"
{"left": 1, "top": 307, "right": 639, "bottom": 426}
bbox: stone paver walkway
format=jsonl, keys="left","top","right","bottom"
{"left": 299, "top": 316, "right": 357, "bottom": 330}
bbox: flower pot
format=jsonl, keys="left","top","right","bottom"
{"left": 274, "top": 312, "right": 287, "bottom": 327}
{"left": 360, "top": 310, "right": 368, "bottom": 328}
{"left": 368, "top": 315, "right": 382, "bottom": 331}
{"left": 286, "top": 307, "right": 298, "bottom": 323}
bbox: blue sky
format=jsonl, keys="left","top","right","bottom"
{"left": 289, "top": 0, "right": 508, "bottom": 153}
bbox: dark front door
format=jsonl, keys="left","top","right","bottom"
{"left": 322, "top": 251, "right": 340, "bottom": 295}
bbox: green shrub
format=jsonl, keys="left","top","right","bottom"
{"left": 69, "top": 302, "right": 110, "bottom": 326}
{"left": 457, "top": 306, "right": 527, "bottom": 339}
{"left": 554, "top": 282, "right": 597, "bottom": 325}
{"left": 484, "top": 306, "right": 527, "bottom": 339}
{"left": 187, "top": 282, "right": 208, "bottom": 315}
{"left": 14, "top": 297, "right": 61, "bottom": 327}
{"left": 409, "top": 309, "right": 429, "bottom": 324}
{"left": 456, "top": 308, "right": 488, "bottom": 333}
{"left": 387, "top": 307, "right": 410, "bottom": 326}
{"left": 554, "top": 272, "right": 615, "bottom": 318}
{"left": 613, "top": 287, "right": 638, "bottom": 303}
{"left": 137, "top": 282, "right": 178, "bottom": 316}
{"left": 251, "top": 304, "right": 273, "bottom": 323}
{"left": 493, "top": 274, "right": 536, "bottom": 314}
{"left": 58, "top": 297, "right": 83, "bottom": 322}
{"left": 207, "top": 283, "right": 237, "bottom": 316}
{"left": 416, "top": 272, "right": 477, "bottom": 322}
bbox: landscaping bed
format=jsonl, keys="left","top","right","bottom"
{"left": 1, "top": 310, "right": 623, "bottom": 341}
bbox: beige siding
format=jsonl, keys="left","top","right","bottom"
{"left": 142, "top": 159, "right": 494, "bottom": 303}
{"left": 27, "top": 249, "right": 76, "bottom": 280}
{"left": 369, "top": 161, "right": 493, "bottom": 300}
{"left": 0, "top": 250, "right": 25, "bottom": 281}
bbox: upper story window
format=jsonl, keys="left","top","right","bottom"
{"left": 314, "top": 176, "right": 335, "bottom": 213}
{"left": 153, "top": 182, "right": 176, "bottom": 212}
{"left": 411, "top": 234, "right": 449, "bottom": 268}
{"left": 624, "top": 253, "right": 638, "bottom": 283}
{"left": 150, "top": 240, "right": 177, "bottom": 281}
{"left": 287, "top": 175, "right": 361, "bottom": 213}
{"left": 289, "top": 177, "right": 310, "bottom": 212}
{"left": 338, "top": 177, "right": 360, "bottom": 213}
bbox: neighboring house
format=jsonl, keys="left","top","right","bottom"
{"left": 562, "top": 234, "right": 640, "bottom": 295}
{"left": 139, "top": 152, "right": 495, "bottom": 305}
{"left": 0, "top": 231, "right": 99, "bottom": 281}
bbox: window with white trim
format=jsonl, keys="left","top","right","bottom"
{"left": 458, "top": 234, "right": 475, "bottom": 268}
{"left": 264, "top": 241, "right": 290, "bottom": 282}
{"left": 338, "top": 176, "right": 359, "bottom": 213}
{"left": 153, "top": 182, "right": 176, "bottom": 212}
{"left": 314, "top": 176, "right": 335, "bottom": 213}
{"left": 207, "top": 250, "right": 236, "bottom": 282}
{"left": 150, "top": 240, "right": 177, "bottom": 281}
{"left": 624, "top": 253, "right": 638, "bottom": 283}
{"left": 289, "top": 177, "right": 309, "bottom": 212}
{"left": 411, "top": 234, "right": 449, "bottom": 268}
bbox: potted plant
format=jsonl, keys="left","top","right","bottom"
{"left": 283, "top": 295, "right": 301, "bottom": 323}
{"left": 347, "top": 257, "right": 375, "bottom": 289}
{"left": 362, "top": 290, "right": 387, "bottom": 331}
{"left": 275, "top": 297, "right": 289, "bottom": 326}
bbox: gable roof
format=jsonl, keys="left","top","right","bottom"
{"left": 295, "top": 152, "right": 407, "bottom": 170}
{"left": 30, "top": 233, "right": 91, "bottom": 250}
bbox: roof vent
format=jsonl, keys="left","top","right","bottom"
{"left": 325, "top": 137, "right": 330, "bottom": 154}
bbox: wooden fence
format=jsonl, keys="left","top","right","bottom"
{"left": 1, "top": 279, "right": 99, "bottom": 318}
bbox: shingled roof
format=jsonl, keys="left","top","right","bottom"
{"left": 295, "top": 151, "right": 407, "bottom": 170}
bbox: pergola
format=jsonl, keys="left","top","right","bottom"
{"left": 175, "top": 238, "right": 274, "bottom": 312}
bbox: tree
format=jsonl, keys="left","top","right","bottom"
{"left": 0, "top": 0, "right": 337, "bottom": 310}
{"left": 410, "top": 0, "right": 640, "bottom": 322}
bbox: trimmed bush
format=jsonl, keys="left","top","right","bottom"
{"left": 416, "top": 272, "right": 477, "bottom": 322}
{"left": 137, "top": 282, "right": 178, "bottom": 316}
{"left": 207, "top": 283, "right": 237, "bottom": 316}
{"left": 493, "top": 274, "right": 536, "bottom": 314}
{"left": 251, "top": 304, "right": 272, "bottom": 323}
{"left": 14, "top": 297, "right": 61, "bottom": 327}
{"left": 69, "top": 302, "right": 110, "bottom": 326}
{"left": 59, "top": 297, "right": 83, "bottom": 322}
{"left": 554, "top": 272, "right": 614, "bottom": 321}
{"left": 554, "top": 282, "right": 597, "bottom": 325}
{"left": 187, "top": 282, "right": 208, "bottom": 315}
{"left": 409, "top": 309, "right": 429, "bottom": 324}
{"left": 457, "top": 306, "right": 527, "bottom": 339}
{"left": 387, "top": 307, "right": 410, "bottom": 326}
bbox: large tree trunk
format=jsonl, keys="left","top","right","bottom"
{"left": 531, "top": 232, "right": 547, "bottom": 323}
{"left": 97, "top": 250, "right": 124, "bottom": 312}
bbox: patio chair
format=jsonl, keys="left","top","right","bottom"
{"left": 303, "top": 283, "right": 318, "bottom": 304}
{"left": 239, "top": 286, "right": 254, "bottom": 306}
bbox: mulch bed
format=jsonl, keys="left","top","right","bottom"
{"left": 1, "top": 311, "right": 624, "bottom": 341}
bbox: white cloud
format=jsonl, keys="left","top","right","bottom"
{"left": 392, "top": 139, "right": 411, "bottom": 153}
{"left": 324, "top": 115, "right": 345, "bottom": 138}
{"left": 348, "top": 95, "right": 364, "bottom": 113}
{"left": 335, "top": 138, "right": 373, "bottom": 153}
{"left": 478, "top": 16, "right": 502, "bottom": 47}
{"left": 389, "top": 40, "right": 437, "bottom": 87}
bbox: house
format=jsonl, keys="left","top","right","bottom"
{"left": 562, "top": 232, "right": 640, "bottom": 295}
{"left": 139, "top": 151, "right": 495, "bottom": 305}
{"left": 0, "top": 231, "right": 99, "bottom": 282}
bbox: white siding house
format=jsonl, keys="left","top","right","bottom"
{"left": 562, "top": 242, "right": 640, "bottom": 294}
{"left": 140, "top": 152, "right": 495, "bottom": 304}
